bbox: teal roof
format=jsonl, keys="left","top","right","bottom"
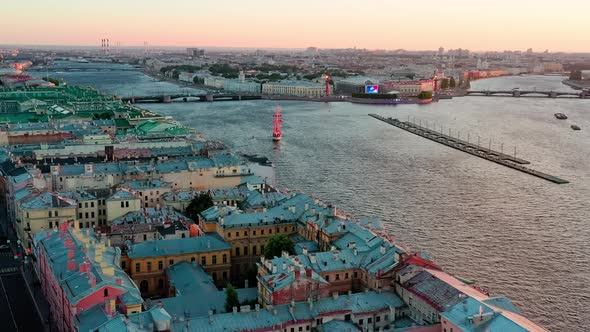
{"left": 59, "top": 190, "right": 96, "bottom": 202}
{"left": 441, "top": 297, "right": 528, "bottom": 332}
{"left": 107, "top": 188, "right": 137, "bottom": 201}
{"left": 121, "top": 179, "right": 171, "bottom": 190}
{"left": 319, "top": 319, "right": 360, "bottom": 331}
{"left": 127, "top": 235, "right": 231, "bottom": 259}
{"left": 170, "top": 291, "right": 403, "bottom": 332}
{"left": 32, "top": 227, "right": 143, "bottom": 309}
{"left": 20, "top": 191, "right": 77, "bottom": 210}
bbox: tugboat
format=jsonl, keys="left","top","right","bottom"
{"left": 571, "top": 124, "right": 581, "bottom": 131}
{"left": 272, "top": 105, "right": 282, "bottom": 141}
{"left": 554, "top": 113, "right": 568, "bottom": 120}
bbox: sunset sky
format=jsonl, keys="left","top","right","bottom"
{"left": 1, "top": 0, "right": 590, "bottom": 52}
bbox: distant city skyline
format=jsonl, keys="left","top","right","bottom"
{"left": 1, "top": 0, "right": 590, "bottom": 52}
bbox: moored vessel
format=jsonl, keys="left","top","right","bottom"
{"left": 272, "top": 105, "right": 282, "bottom": 141}
{"left": 554, "top": 113, "right": 567, "bottom": 120}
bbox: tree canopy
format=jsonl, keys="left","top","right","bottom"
{"left": 224, "top": 283, "right": 240, "bottom": 313}
{"left": 185, "top": 193, "right": 214, "bottom": 221}
{"left": 449, "top": 77, "right": 456, "bottom": 89}
{"left": 570, "top": 70, "right": 582, "bottom": 81}
{"left": 263, "top": 235, "right": 295, "bottom": 258}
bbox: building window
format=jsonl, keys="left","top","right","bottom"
{"left": 158, "top": 261, "right": 163, "bottom": 270}
{"left": 261, "top": 245, "right": 264, "bottom": 253}
{"left": 91, "top": 212, "right": 95, "bottom": 218}
{"left": 55, "top": 211, "right": 58, "bottom": 217}
{"left": 49, "top": 221, "right": 53, "bottom": 229}
{"left": 269, "top": 229, "right": 272, "bottom": 234}
{"left": 368, "top": 317, "right": 372, "bottom": 324}
{"left": 376, "top": 316, "right": 381, "bottom": 322}
{"left": 253, "top": 230, "right": 256, "bottom": 235}
{"left": 104, "top": 289, "right": 109, "bottom": 297}
{"left": 79, "top": 213, "right": 83, "bottom": 219}
{"left": 85, "top": 212, "right": 89, "bottom": 219}
{"left": 78, "top": 203, "right": 82, "bottom": 208}
{"left": 284, "top": 227, "right": 287, "bottom": 232}
{"left": 212, "top": 255, "right": 217, "bottom": 264}
{"left": 236, "top": 248, "right": 240, "bottom": 256}
{"left": 325, "top": 275, "right": 330, "bottom": 282}
{"left": 201, "top": 256, "right": 206, "bottom": 265}
{"left": 143, "top": 234, "right": 147, "bottom": 241}
{"left": 190, "top": 257, "right": 196, "bottom": 262}
{"left": 48, "top": 211, "right": 52, "bottom": 218}
{"left": 169, "top": 259, "right": 174, "bottom": 265}
{"left": 336, "top": 274, "right": 340, "bottom": 280}
{"left": 85, "top": 202, "right": 88, "bottom": 208}
{"left": 244, "top": 246, "right": 248, "bottom": 256}
{"left": 91, "top": 202, "right": 95, "bottom": 207}
{"left": 223, "top": 254, "right": 227, "bottom": 264}
{"left": 147, "top": 262, "right": 152, "bottom": 272}
{"left": 212, "top": 272, "right": 217, "bottom": 281}
{"left": 359, "top": 319, "right": 363, "bottom": 325}
{"left": 79, "top": 222, "right": 83, "bottom": 229}
{"left": 345, "top": 273, "right": 349, "bottom": 279}
{"left": 227, "top": 232, "right": 231, "bottom": 238}
{"left": 354, "top": 271, "right": 358, "bottom": 278}
{"left": 121, "top": 202, "right": 125, "bottom": 208}
{"left": 253, "top": 246, "right": 257, "bottom": 256}
{"left": 261, "top": 229, "right": 264, "bottom": 235}
{"left": 244, "top": 231, "right": 248, "bottom": 236}
{"left": 223, "top": 271, "right": 227, "bottom": 279}
{"left": 121, "top": 261, "right": 126, "bottom": 270}
{"left": 126, "top": 201, "right": 129, "bottom": 208}
{"left": 158, "top": 279, "right": 164, "bottom": 289}
{"left": 135, "top": 263, "right": 140, "bottom": 273}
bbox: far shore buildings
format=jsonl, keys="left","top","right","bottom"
{"left": 262, "top": 80, "right": 325, "bottom": 97}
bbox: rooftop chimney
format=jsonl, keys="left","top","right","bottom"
{"left": 302, "top": 246, "right": 308, "bottom": 256}
{"left": 67, "top": 260, "right": 76, "bottom": 271}
{"left": 305, "top": 268, "right": 312, "bottom": 278}
{"left": 294, "top": 268, "right": 301, "bottom": 278}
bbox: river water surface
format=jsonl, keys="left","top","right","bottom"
{"left": 35, "top": 65, "right": 590, "bottom": 331}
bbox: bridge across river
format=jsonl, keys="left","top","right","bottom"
{"left": 120, "top": 93, "right": 262, "bottom": 103}
{"left": 464, "top": 89, "right": 588, "bottom": 98}
{"left": 369, "top": 114, "right": 569, "bottom": 184}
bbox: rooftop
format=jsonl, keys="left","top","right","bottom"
{"left": 126, "top": 235, "right": 231, "bottom": 259}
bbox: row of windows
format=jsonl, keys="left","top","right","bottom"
{"left": 79, "top": 212, "right": 96, "bottom": 219}
{"left": 120, "top": 201, "right": 130, "bottom": 208}
{"left": 226, "top": 226, "right": 296, "bottom": 238}
{"left": 78, "top": 202, "right": 95, "bottom": 208}
{"left": 130, "top": 254, "right": 229, "bottom": 273}
{"left": 324, "top": 271, "right": 357, "bottom": 282}
{"left": 235, "top": 245, "right": 263, "bottom": 257}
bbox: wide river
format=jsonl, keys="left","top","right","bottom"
{"left": 36, "top": 64, "right": 590, "bottom": 331}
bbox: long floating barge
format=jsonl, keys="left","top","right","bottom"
{"left": 369, "top": 114, "right": 569, "bottom": 184}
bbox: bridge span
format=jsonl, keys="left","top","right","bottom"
{"left": 464, "top": 89, "right": 588, "bottom": 98}
{"left": 120, "top": 93, "right": 262, "bottom": 103}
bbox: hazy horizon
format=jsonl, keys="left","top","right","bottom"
{"left": 1, "top": 0, "right": 590, "bottom": 52}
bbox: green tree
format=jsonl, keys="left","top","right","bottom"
{"left": 440, "top": 78, "right": 449, "bottom": 90}
{"left": 185, "top": 193, "right": 214, "bottom": 221}
{"left": 224, "top": 283, "right": 240, "bottom": 313}
{"left": 418, "top": 91, "right": 433, "bottom": 99}
{"left": 449, "top": 77, "right": 456, "bottom": 89}
{"left": 570, "top": 70, "right": 582, "bottom": 81}
{"left": 42, "top": 77, "right": 60, "bottom": 86}
{"left": 263, "top": 235, "right": 294, "bottom": 258}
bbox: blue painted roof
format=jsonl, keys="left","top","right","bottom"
{"left": 127, "top": 235, "right": 231, "bottom": 259}
{"left": 121, "top": 179, "right": 171, "bottom": 190}
{"left": 59, "top": 190, "right": 96, "bottom": 201}
{"left": 170, "top": 291, "right": 403, "bottom": 332}
{"left": 441, "top": 297, "right": 528, "bottom": 332}
{"left": 107, "top": 188, "right": 138, "bottom": 201}
{"left": 20, "top": 191, "right": 77, "bottom": 210}
{"left": 32, "top": 227, "right": 143, "bottom": 308}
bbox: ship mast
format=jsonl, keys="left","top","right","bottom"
{"left": 272, "top": 105, "right": 282, "bottom": 139}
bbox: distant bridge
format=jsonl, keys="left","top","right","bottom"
{"left": 465, "top": 90, "right": 588, "bottom": 98}
{"left": 120, "top": 93, "right": 262, "bottom": 103}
